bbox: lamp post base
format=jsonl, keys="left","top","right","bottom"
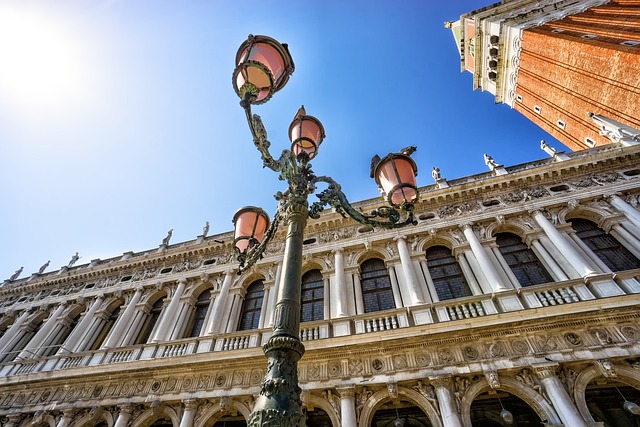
{"left": 248, "top": 335, "right": 306, "bottom": 427}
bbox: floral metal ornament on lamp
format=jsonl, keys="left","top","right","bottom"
{"left": 230, "top": 34, "right": 420, "bottom": 427}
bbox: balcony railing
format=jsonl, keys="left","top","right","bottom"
{"left": 0, "top": 271, "right": 636, "bottom": 378}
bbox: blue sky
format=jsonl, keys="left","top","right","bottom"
{"left": 0, "top": 1, "right": 563, "bottom": 280}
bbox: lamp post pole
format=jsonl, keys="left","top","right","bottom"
{"left": 248, "top": 201, "right": 307, "bottom": 426}
{"left": 230, "top": 34, "right": 420, "bottom": 427}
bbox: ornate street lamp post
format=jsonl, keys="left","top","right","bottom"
{"left": 231, "top": 34, "right": 420, "bottom": 427}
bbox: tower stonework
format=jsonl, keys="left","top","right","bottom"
{"left": 452, "top": 0, "right": 640, "bottom": 151}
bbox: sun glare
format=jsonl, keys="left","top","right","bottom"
{"left": 0, "top": 5, "right": 91, "bottom": 115}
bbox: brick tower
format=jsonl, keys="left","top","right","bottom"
{"left": 450, "top": 0, "right": 640, "bottom": 151}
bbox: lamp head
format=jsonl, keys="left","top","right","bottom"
{"left": 232, "top": 206, "right": 270, "bottom": 253}
{"left": 232, "top": 35, "right": 295, "bottom": 105}
{"left": 371, "top": 146, "right": 419, "bottom": 209}
{"left": 289, "top": 105, "right": 325, "bottom": 160}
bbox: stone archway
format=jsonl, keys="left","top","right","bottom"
{"left": 461, "top": 377, "right": 561, "bottom": 426}
{"left": 73, "top": 409, "right": 114, "bottom": 427}
{"left": 306, "top": 394, "right": 340, "bottom": 427}
{"left": 359, "top": 386, "right": 442, "bottom": 427}
{"left": 194, "top": 400, "right": 251, "bottom": 427}
{"left": 130, "top": 406, "right": 180, "bottom": 427}
{"left": 574, "top": 364, "right": 640, "bottom": 424}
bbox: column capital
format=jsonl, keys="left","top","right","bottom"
{"left": 118, "top": 404, "right": 135, "bottom": 414}
{"left": 332, "top": 247, "right": 344, "bottom": 254}
{"left": 531, "top": 362, "right": 559, "bottom": 379}
{"left": 178, "top": 278, "right": 188, "bottom": 285}
{"left": 428, "top": 375, "right": 453, "bottom": 389}
{"left": 393, "top": 235, "right": 408, "bottom": 242}
{"left": 459, "top": 222, "right": 473, "bottom": 231}
{"left": 335, "top": 385, "right": 356, "bottom": 398}
{"left": 182, "top": 399, "right": 200, "bottom": 410}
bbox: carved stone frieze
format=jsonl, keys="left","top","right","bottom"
{"left": 501, "top": 186, "right": 548, "bottom": 204}
{"left": 436, "top": 201, "right": 481, "bottom": 218}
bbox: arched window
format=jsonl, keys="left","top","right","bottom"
{"left": 91, "top": 304, "right": 121, "bottom": 350}
{"left": 301, "top": 269, "right": 324, "bottom": 322}
{"left": 360, "top": 258, "right": 395, "bottom": 313}
{"left": 238, "top": 280, "right": 264, "bottom": 331}
{"left": 496, "top": 232, "right": 552, "bottom": 287}
{"left": 426, "top": 246, "right": 472, "bottom": 300}
{"left": 135, "top": 297, "right": 164, "bottom": 344}
{"left": 187, "top": 289, "right": 211, "bottom": 338}
{"left": 571, "top": 218, "right": 640, "bottom": 271}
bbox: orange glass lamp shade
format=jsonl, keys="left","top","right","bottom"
{"left": 374, "top": 153, "right": 419, "bottom": 207}
{"left": 233, "top": 35, "right": 295, "bottom": 105}
{"left": 288, "top": 106, "right": 325, "bottom": 159}
{"left": 232, "top": 206, "right": 270, "bottom": 253}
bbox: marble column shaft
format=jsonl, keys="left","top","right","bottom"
{"left": 152, "top": 279, "right": 187, "bottom": 342}
{"left": 18, "top": 303, "right": 66, "bottom": 359}
{"left": 62, "top": 295, "right": 105, "bottom": 353}
{"left": 179, "top": 400, "right": 198, "bottom": 427}
{"left": 113, "top": 405, "right": 134, "bottom": 427}
{"left": 532, "top": 211, "right": 595, "bottom": 277}
{"left": 333, "top": 249, "right": 348, "bottom": 318}
{"left": 395, "top": 236, "right": 425, "bottom": 305}
{"left": 0, "top": 310, "right": 31, "bottom": 356}
{"left": 430, "top": 377, "right": 463, "bottom": 427}
{"left": 533, "top": 364, "right": 588, "bottom": 427}
{"left": 462, "top": 225, "right": 508, "bottom": 292}
{"left": 337, "top": 387, "right": 357, "bottom": 427}
{"left": 102, "top": 288, "right": 143, "bottom": 348}
{"left": 609, "top": 194, "right": 640, "bottom": 229}
{"left": 205, "top": 271, "right": 234, "bottom": 335}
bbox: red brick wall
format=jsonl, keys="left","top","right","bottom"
{"left": 513, "top": 1, "right": 640, "bottom": 151}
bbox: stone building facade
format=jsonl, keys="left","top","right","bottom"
{"left": 1, "top": 142, "right": 640, "bottom": 426}
{"left": 450, "top": 0, "right": 640, "bottom": 151}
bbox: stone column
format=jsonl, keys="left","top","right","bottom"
{"left": 0, "top": 310, "right": 31, "bottom": 356}
{"left": 17, "top": 303, "right": 67, "bottom": 359}
{"left": 351, "top": 271, "right": 365, "bottom": 315}
{"left": 454, "top": 252, "right": 484, "bottom": 295}
{"left": 530, "top": 239, "right": 569, "bottom": 281}
{"left": 565, "top": 231, "right": 610, "bottom": 273}
{"left": 491, "top": 246, "right": 520, "bottom": 288}
{"left": 205, "top": 271, "right": 234, "bottom": 335}
{"left": 538, "top": 235, "right": 581, "bottom": 279}
{"left": 395, "top": 236, "right": 425, "bottom": 305}
{"left": 608, "top": 194, "right": 640, "bottom": 229}
{"left": 532, "top": 210, "right": 596, "bottom": 277}
{"left": 419, "top": 260, "right": 440, "bottom": 302}
{"left": 55, "top": 409, "right": 77, "bottom": 427}
{"left": 388, "top": 266, "right": 404, "bottom": 308}
{"left": 267, "top": 262, "right": 283, "bottom": 327}
{"left": 102, "top": 287, "right": 143, "bottom": 348}
{"left": 258, "top": 283, "right": 271, "bottom": 329}
{"left": 179, "top": 399, "right": 199, "bottom": 427}
{"left": 151, "top": 279, "right": 187, "bottom": 342}
{"left": 532, "top": 363, "right": 588, "bottom": 427}
{"left": 113, "top": 405, "right": 134, "bottom": 427}
{"left": 323, "top": 277, "right": 330, "bottom": 320}
{"left": 430, "top": 376, "right": 463, "bottom": 427}
{"left": 333, "top": 249, "right": 348, "bottom": 318}
{"left": 337, "top": 386, "right": 357, "bottom": 427}
{"left": 611, "top": 223, "right": 640, "bottom": 256}
{"left": 461, "top": 224, "right": 508, "bottom": 292}
{"left": 61, "top": 295, "right": 105, "bottom": 353}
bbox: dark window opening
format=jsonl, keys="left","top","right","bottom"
{"left": 426, "top": 246, "right": 472, "bottom": 300}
